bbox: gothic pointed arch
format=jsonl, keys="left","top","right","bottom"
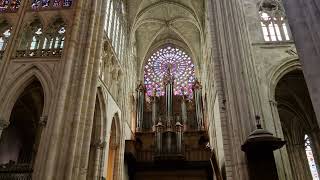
{"left": 105, "top": 112, "right": 121, "bottom": 180}
{"left": 275, "top": 69, "right": 320, "bottom": 180}
{"left": 87, "top": 87, "right": 108, "bottom": 179}
{"left": 0, "top": 65, "right": 53, "bottom": 123}
{"left": 0, "top": 78, "right": 45, "bottom": 179}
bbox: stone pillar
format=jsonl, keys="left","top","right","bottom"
{"left": 193, "top": 79, "right": 204, "bottom": 131}
{"left": 136, "top": 82, "right": 145, "bottom": 132}
{"left": 155, "top": 121, "right": 164, "bottom": 154}
{"left": 175, "top": 122, "right": 183, "bottom": 154}
{"left": 93, "top": 140, "right": 106, "bottom": 180}
{"left": 181, "top": 94, "right": 188, "bottom": 131}
{"left": 282, "top": 0, "right": 320, "bottom": 125}
{"left": 269, "top": 99, "right": 294, "bottom": 180}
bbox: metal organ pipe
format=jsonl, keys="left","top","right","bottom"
{"left": 136, "top": 83, "right": 145, "bottom": 132}
{"left": 193, "top": 80, "right": 204, "bottom": 131}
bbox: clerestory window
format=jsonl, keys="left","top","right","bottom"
{"left": 0, "top": 28, "right": 11, "bottom": 51}
{"left": 259, "top": 1, "right": 290, "bottom": 42}
{"left": 17, "top": 18, "right": 66, "bottom": 57}
{"left": 0, "top": 0, "right": 21, "bottom": 13}
{"left": 104, "top": 0, "right": 126, "bottom": 61}
{"left": 31, "top": 0, "right": 72, "bottom": 10}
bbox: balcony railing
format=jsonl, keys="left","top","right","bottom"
{"left": 15, "top": 49, "right": 62, "bottom": 58}
{"left": 0, "top": 164, "right": 32, "bottom": 180}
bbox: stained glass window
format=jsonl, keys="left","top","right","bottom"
{"left": 31, "top": 0, "right": 72, "bottom": 9}
{"left": 144, "top": 46, "right": 195, "bottom": 96}
{"left": 305, "top": 134, "right": 319, "bottom": 180}
{"left": 63, "top": 0, "right": 72, "bottom": 7}
{"left": 31, "top": 0, "right": 50, "bottom": 9}
{"left": 0, "top": 0, "right": 21, "bottom": 12}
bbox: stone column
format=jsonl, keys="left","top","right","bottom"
{"left": 282, "top": 0, "right": 320, "bottom": 125}
{"left": 269, "top": 99, "right": 294, "bottom": 180}
{"left": 175, "top": 122, "right": 183, "bottom": 154}
{"left": 181, "top": 94, "right": 188, "bottom": 131}
{"left": 136, "top": 82, "right": 145, "bottom": 132}
{"left": 193, "top": 80, "right": 204, "bottom": 131}
{"left": 93, "top": 140, "right": 106, "bottom": 180}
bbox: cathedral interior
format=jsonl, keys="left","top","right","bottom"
{"left": 0, "top": 0, "right": 319, "bottom": 180}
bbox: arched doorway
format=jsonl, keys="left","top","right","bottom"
{"left": 0, "top": 80, "right": 44, "bottom": 178}
{"left": 275, "top": 70, "right": 320, "bottom": 180}
{"left": 106, "top": 114, "right": 120, "bottom": 180}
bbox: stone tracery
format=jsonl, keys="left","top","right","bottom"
{"left": 144, "top": 46, "right": 195, "bottom": 97}
{"left": 259, "top": 0, "right": 290, "bottom": 41}
{"left": 16, "top": 18, "right": 66, "bottom": 58}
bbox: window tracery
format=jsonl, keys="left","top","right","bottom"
{"left": 144, "top": 46, "right": 195, "bottom": 97}
{"left": 0, "top": 27, "right": 11, "bottom": 51}
{"left": 0, "top": 0, "right": 21, "bottom": 12}
{"left": 104, "top": 0, "right": 126, "bottom": 61}
{"left": 31, "top": 0, "right": 72, "bottom": 10}
{"left": 305, "top": 135, "right": 319, "bottom": 180}
{"left": 16, "top": 19, "right": 66, "bottom": 58}
{"left": 259, "top": 0, "right": 290, "bottom": 42}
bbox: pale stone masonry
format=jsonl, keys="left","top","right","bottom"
{"left": 0, "top": 0, "right": 318, "bottom": 180}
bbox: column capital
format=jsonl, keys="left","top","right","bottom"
{"left": 269, "top": 99, "right": 278, "bottom": 106}
{"left": 0, "top": 116, "right": 9, "bottom": 129}
{"left": 92, "top": 140, "right": 107, "bottom": 149}
{"left": 0, "top": 120, "right": 9, "bottom": 129}
{"left": 39, "top": 116, "right": 48, "bottom": 127}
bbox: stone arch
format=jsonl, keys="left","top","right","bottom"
{"left": 0, "top": 19, "right": 12, "bottom": 32}
{"left": 273, "top": 68, "right": 319, "bottom": 180}
{"left": 86, "top": 87, "right": 108, "bottom": 179}
{"left": 134, "top": 1, "right": 200, "bottom": 28}
{"left": 268, "top": 57, "right": 301, "bottom": 99}
{"left": 105, "top": 112, "right": 121, "bottom": 180}
{"left": 0, "top": 77, "right": 45, "bottom": 173}
{"left": 0, "top": 64, "right": 54, "bottom": 124}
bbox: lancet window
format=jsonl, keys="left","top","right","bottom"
{"left": 0, "top": 25, "right": 11, "bottom": 51}
{"left": 0, "top": 0, "right": 21, "bottom": 12}
{"left": 104, "top": 0, "right": 126, "bottom": 61}
{"left": 16, "top": 19, "right": 66, "bottom": 57}
{"left": 144, "top": 46, "right": 195, "bottom": 97}
{"left": 305, "top": 135, "right": 320, "bottom": 180}
{"left": 259, "top": 0, "right": 290, "bottom": 42}
{"left": 31, "top": 0, "right": 72, "bottom": 10}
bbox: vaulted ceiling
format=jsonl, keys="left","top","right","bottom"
{"left": 127, "top": 0, "right": 205, "bottom": 75}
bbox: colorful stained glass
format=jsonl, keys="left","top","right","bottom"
{"left": 305, "top": 135, "right": 319, "bottom": 180}
{"left": 63, "top": 0, "right": 72, "bottom": 7}
{"left": 144, "top": 46, "right": 195, "bottom": 96}
{"left": 31, "top": 0, "right": 72, "bottom": 9}
{"left": 32, "top": 0, "right": 50, "bottom": 9}
{"left": 0, "top": 0, "right": 21, "bottom": 12}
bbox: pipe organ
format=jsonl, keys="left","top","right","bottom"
{"left": 134, "top": 76, "right": 208, "bottom": 159}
